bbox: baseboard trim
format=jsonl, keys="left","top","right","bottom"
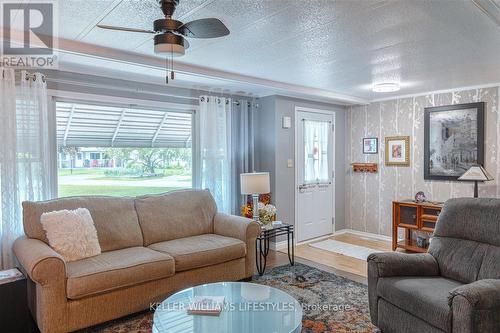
{"left": 269, "top": 228, "right": 398, "bottom": 251}
{"left": 332, "top": 229, "right": 394, "bottom": 242}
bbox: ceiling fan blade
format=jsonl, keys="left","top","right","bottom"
{"left": 96, "top": 24, "right": 156, "bottom": 34}
{"left": 179, "top": 18, "right": 229, "bottom": 38}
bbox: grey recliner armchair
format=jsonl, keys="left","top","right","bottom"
{"left": 367, "top": 198, "right": 500, "bottom": 333}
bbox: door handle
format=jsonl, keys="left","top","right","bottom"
{"left": 298, "top": 184, "right": 316, "bottom": 191}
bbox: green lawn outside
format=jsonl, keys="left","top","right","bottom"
{"left": 58, "top": 185, "right": 183, "bottom": 197}
{"left": 58, "top": 168, "right": 104, "bottom": 176}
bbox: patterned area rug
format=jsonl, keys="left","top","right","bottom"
{"left": 81, "top": 263, "right": 377, "bottom": 333}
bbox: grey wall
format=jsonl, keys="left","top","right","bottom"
{"left": 346, "top": 86, "right": 500, "bottom": 236}
{"left": 256, "top": 95, "right": 347, "bottom": 235}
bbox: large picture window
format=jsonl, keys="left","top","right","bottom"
{"left": 56, "top": 101, "right": 193, "bottom": 197}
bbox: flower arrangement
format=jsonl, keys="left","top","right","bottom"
{"left": 258, "top": 202, "right": 277, "bottom": 226}
{"left": 241, "top": 193, "right": 276, "bottom": 227}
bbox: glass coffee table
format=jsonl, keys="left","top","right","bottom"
{"left": 153, "top": 282, "right": 302, "bottom": 333}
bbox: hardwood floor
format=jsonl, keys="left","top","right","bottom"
{"left": 267, "top": 232, "right": 393, "bottom": 284}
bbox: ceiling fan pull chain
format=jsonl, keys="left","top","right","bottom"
{"left": 165, "top": 56, "right": 169, "bottom": 84}
{"left": 170, "top": 49, "right": 175, "bottom": 80}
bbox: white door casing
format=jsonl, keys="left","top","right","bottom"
{"left": 295, "top": 107, "right": 335, "bottom": 242}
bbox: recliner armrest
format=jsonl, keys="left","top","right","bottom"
{"left": 367, "top": 252, "right": 439, "bottom": 326}
{"left": 449, "top": 279, "right": 500, "bottom": 333}
{"left": 367, "top": 252, "right": 439, "bottom": 278}
{"left": 13, "top": 236, "right": 66, "bottom": 286}
{"left": 449, "top": 279, "right": 500, "bottom": 310}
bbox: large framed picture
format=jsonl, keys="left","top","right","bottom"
{"left": 424, "top": 102, "right": 485, "bottom": 180}
{"left": 363, "top": 138, "right": 378, "bottom": 154}
{"left": 385, "top": 136, "right": 410, "bottom": 166}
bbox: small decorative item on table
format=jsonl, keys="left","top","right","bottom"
{"left": 416, "top": 234, "right": 428, "bottom": 248}
{"left": 187, "top": 296, "right": 225, "bottom": 316}
{"left": 414, "top": 191, "right": 426, "bottom": 203}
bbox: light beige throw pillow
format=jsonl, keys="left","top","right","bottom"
{"left": 41, "top": 208, "right": 101, "bottom": 262}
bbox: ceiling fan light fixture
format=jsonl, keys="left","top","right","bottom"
{"left": 372, "top": 82, "right": 400, "bottom": 93}
{"left": 154, "top": 33, "right": 187, "bottom": 56}
{"left": 154, "top": 43, "right": 185, "bottom": 56}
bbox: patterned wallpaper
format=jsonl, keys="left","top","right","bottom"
{"left": 345, "top": 86, "right": 499, "bottom": 236}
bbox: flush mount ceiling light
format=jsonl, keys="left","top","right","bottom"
{"left": 372, "top": 82, "right": 400, "bottom": 93}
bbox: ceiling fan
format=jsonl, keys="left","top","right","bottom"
{"left": 97, "top": 0, "right": 230, "bottom": 83}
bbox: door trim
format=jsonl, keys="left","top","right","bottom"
{"left": 294, "top": 106, "right": 336, "bottom": 242}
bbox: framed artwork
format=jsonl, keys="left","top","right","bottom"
{"left": 385, "top": 136, "right": 410, "bottom": 166}
{"left": 424, "top": 102, "right": 485, "bottom": 180}
{"left": 363, "top": 138, "right": 378, "bottom": 154}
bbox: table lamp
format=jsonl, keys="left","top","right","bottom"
{"left": 458, "top": 165, "right": 494, "bottom": 198}
{"left": 240, "top": 172, "right": 270, "bottom": 222}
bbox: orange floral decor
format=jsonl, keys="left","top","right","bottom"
{"left": 241, "top": 193, "right": 272, "bottom": 218}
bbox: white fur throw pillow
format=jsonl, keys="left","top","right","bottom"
{"left": 41, "top": 208, "right": 101, "bottom": 262}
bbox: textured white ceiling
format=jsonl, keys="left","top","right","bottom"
{"left": 56, "top": 0, "right": 500, "bottom": 101}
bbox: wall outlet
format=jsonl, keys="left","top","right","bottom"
{"left": 287, "top": 159, "right": 294, "bottom": 168}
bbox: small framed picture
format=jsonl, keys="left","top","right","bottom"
{"left": 385, "top": 136, "right": 410, "bottom": 166}
{"left": 363, "top": 138, "right": 378, "bottom": 154}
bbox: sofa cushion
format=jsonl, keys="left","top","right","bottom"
{"left": 66, "top": 247, "right": 174, "bottom": 299}
{"left": 23, "top": 197, "right": 143, "bottom": 252}
{"left": 135, "top": 189, "right": 217, "bottom": 246}
{"left": 148, "top": 234, "right": 246, "bottom": 272}
{"left": 377, "top": 276, "right": 462, "bottom": 332}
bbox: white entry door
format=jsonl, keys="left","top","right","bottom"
{"left": 296, "top": 109, "right": 334, "bottom": 242}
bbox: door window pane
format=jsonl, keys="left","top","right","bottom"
{"left": 304, "top": 120, "right": 329, "bottom": 183}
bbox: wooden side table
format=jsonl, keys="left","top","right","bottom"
{"left": 392, "top": 201, "right": 443, "bottom": 253}
{"left": 255, "top": 223, "right": 295, "bottom": 276}
{"left": 0, "top": 268, "right": 36, "bottom": 332}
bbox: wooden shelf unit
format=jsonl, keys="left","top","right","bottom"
{"left": 392, "top": 201, "right": 443, "bottom": 253}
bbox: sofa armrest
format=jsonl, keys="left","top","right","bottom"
{"left": 214, "top": 213, "right": 261, "bottom": 277}
{"left": 214, "top": 213, "right": 261, "bottom": 243}
{"left": 367, "top": 252, "right": 439, "bottom": 326}
{"left": 13, "top": 236, "right": 66, "bottom": 286}
{"left": 449, "top": 279, "right": 500, "bottom": 333}
{"left": 13, "top": 236, "right": 68, "bottom": 332}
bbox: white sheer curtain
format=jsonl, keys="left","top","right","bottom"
{"left": 231, "top": 100, "right": 255, "bottom": 214}
{"left": 0, "top": 70, "right": 51, "bottom": 269}
{"left": 304, "top": 120, "right": 329, "bottom": 184}
{"left": 199, "top": 96, "right": 232, "bottom": 213}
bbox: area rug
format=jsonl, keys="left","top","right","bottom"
{"left": 81, "top": 263, "right": 377, "bottom": 333}
{"left": 310, "top": 239, "right": 383, "bottom": 261}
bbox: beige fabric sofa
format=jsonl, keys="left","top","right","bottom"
{"left": 13, "top": 189, "right": 261, "bottom": 333}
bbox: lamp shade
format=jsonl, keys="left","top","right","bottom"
{"left": 240, "top": 172, "right": 270, "bottom": 195}
{"left": 458, "top": 165, "right": 494, "bottom": 181}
